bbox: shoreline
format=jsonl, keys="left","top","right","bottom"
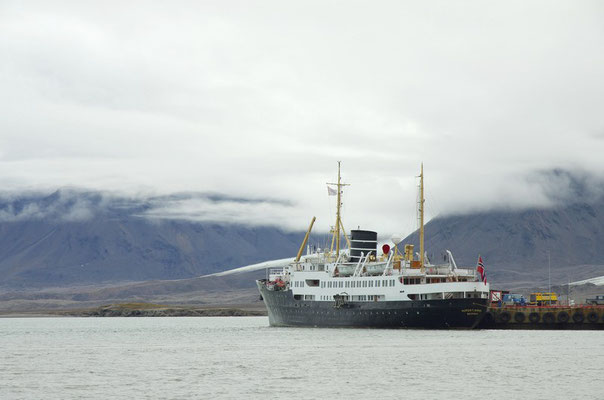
{"left": 0, "top": 302, "right": 268, "bottom": 318}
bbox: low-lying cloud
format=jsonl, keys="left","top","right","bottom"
{"left": 0, "top": 190, "right": 97, "bottom": 222}
{"left": 1, "top": 167, "right": 603, "bottom": 235}
{"left": 0, "top": 190, "right": 307, "bottom": 230}
{"left": 142, "top": 196, "right": 301, "bottom": 227}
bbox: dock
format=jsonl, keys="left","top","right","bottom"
{"left": 478, "top": 305, "right": 604, "bottom": 329}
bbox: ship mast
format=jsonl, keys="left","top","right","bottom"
{"left": 336, "top": 162, "right": 342, "bottom": 255}
{"left": 419, "top": 163, "right": 425, "bottom": 272}
{"left": 327, "top": 161, "right": 349, "bottom": 256}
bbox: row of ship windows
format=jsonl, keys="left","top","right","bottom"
{"left": 319, "top": 295, "right": 382, "bottom": 301}
{"left": 293, "top": 279, "right": 428, "bottom": 288}
{"left": 295, "top": 292, "right": 487, "bottom": 302}
{"left": 321, "top": 279, "right": 396, "bottom": 289}
{"left": 292, "top": 278, "right": 469, "bottom": 288}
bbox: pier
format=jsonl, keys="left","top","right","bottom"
{"left": 478, "top": 305, "right": 604, "bottom": 329}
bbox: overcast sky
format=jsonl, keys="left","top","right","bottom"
{"left": 1, "top": 1, "right": 603, "bottom": 235}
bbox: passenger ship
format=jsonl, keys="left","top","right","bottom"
{"left": 257, "top": 163, "right": 490, "bottom": 328}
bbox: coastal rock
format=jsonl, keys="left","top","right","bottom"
{"left": 74, "top": 303, "right": 266, "bottom": 317}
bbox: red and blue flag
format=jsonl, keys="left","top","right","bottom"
{"left": 476, "top": 256, "right": 487, "bottom": 284}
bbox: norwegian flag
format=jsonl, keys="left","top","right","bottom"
{"left": 476, "top": 256, "right": 487, "bottom": 284}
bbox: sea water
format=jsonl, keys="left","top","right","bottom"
{"left": 0, "top": 317, "right": 602, "bottom": 399}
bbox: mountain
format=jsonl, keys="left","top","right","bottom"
{"left": 404, "top": 201, "right": 604, "bottom": 287}
{"left": 3, "top": 177, "right": 604, "bottom": 292}
{"left": 0, "top": 270, "right": 267, "bottom": 313}
{"left": 0, "top": 190, "right": 308, "bottom": 289}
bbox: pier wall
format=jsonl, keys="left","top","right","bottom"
{"left": 479, "top": 306, "right": 604, "bottom": 329}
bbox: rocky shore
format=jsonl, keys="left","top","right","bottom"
{"left": 70, "top": 303, "right": 267, "bottom": 317}
{"left": 0, "top": 302, "right": 267, "bottom": 317}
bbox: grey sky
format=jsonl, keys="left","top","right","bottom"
{"left": 1, "top": 1, "right": 603, "bottom": 235}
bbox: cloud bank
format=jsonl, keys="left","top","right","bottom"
{"left": 1, "top": 1, "right": 603, "bottom": 234}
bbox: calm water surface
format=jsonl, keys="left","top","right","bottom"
{"left": 0, "top": 317, "right": 602, "bottom": 399}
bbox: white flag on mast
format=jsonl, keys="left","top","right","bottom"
{"left": 327, "top": 186, "right": 337, "bottom": 196}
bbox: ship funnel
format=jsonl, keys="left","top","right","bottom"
{"left": 350, "top": 230, "right": 377, "bottom": 263}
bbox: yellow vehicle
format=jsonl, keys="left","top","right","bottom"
{"left": 529, "top": 292, "right": 558, "bottom": 306}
